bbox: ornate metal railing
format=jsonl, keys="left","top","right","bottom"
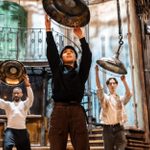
{"left": 0, "top": 27, "right": 48, "bottom": 61}
{"left": 0, "top": 27, "right": 81, "bottom": 62}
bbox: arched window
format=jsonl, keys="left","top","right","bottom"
{"left": 0, "top": 1, "right": 27, "bottom": 60}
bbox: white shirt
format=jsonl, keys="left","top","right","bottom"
{"left": 97, "top": 88, "right": 131, "bottom": 125}
{"left": 0, "top": 87, "right": 34, "bottom": 129}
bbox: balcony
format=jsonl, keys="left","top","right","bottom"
{"left": 0, "top": 27, "right": 47, "bottom": 63}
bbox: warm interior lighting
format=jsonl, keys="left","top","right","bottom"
{"left": 5, "top": 78, "right": 20, "bottom": 85}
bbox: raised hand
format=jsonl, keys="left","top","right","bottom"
{"left": 45, "top": 14, "right": 51, "bottom": 31}
{"left": 23, "top": 74, "right": 31, "bottom": 87}
{"left": 120, "top": 75, "right": 126, "bottom": 83}
{"left": 95, "top": 65, "right": 99, "bottom": 72}
{"left": 73, "top": 27, "right": 84, "bottom": 39}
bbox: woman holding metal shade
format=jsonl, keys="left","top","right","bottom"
{"left": 45, "top": 14, "right": 92, "bottom": 150}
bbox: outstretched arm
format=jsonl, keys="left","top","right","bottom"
{"left": 45, "top": 14, "right": 61, "bottom": 73}
{"left": 95, "top": 65, "right": 105, "bottom": 105}
{"left": 23, "top": 74, "right": 34, "bottom": 108}
{"left": 0, "top": 80, "right": 10, "bottom": 109}
{"left": 74, "top": 27, "right": 92, "bottom": 83}
{"left": 120, "top": 75, "right": 132, "bottom": 104}
{"left": 45, "top": 14, "right": 51, "bottom": 32}
{"left": 95, "top": 65, "right": 102, "bottom": 89}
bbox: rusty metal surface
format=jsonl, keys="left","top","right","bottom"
{"left": 42, "top": 0, "right": 90, "bottom": 27}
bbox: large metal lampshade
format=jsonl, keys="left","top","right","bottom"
{"left": 0, "top": 60, "right": 26, "bottom": 86}
{"left": 96, "top": 53, "right": 127, "bottom": 75}
{"left": 42, "top": 0, "right": 90, "bottom": 27}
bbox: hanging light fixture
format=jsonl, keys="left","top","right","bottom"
{"left": 0, "top": 60, "right": 26, "bottom": 86}
{"left": 96, "top": 0, "right": 127, "bottom": 75}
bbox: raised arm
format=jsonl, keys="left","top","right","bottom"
{"left": 120, "top": 75, "right": 132, "bottom": 105}
{"left": 45, "top": 14, "right": 51, "bottom": 32}
{"left": 45, "top": 14, "right": 61, "bottom": 73}
{"left": 73, "top": 27, "right": 84, "bottom": 39}
{"left": 74, "top": 27, "right": 92, "bottom": 83}
{"left": 95, "top": 65, "right": 105, "bottom": 104}
{"left": 0, "top": 80, "right": 10, "bottom": 109}
{"left": 0, "top": 97, "right": 9, "bottom": 110}
{"left": 95, "top": 65, "right": 102, "bottom": 89}
{"left": 23, "top": 74, "right": 34, "bottom": 108}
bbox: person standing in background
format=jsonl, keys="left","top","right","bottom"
{"left": 45, "top": 14, "right": 92, "bottom": 150}
{"left": 95, "top": 65, "right": 132, "bottom": 150}
{"left": 0, "top": 74, "right": 34, "bottom": 150}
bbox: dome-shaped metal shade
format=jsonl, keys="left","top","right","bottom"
{"left": 0, "top": 60, "right": 26, "bottom": 86}
{"left": 53, "top": 0, "right": 87, "bottom": 16}
{"left": 42, "top": 0, "right": 90, "bottom": 27}
{"left": 96, "top": 55, "right": 127, "bottom": 75}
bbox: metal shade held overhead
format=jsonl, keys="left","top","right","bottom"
{"left": 0, "top": 60, "right": 26, "bottom": 86}
{"left": 42, "top": 0, "right": 90, "bottom": 27}
{"left": 96, "top": 53, "right": 127, "bottom": 75}
{"left": 96, "top": 39, "right": 127, "bottom": 75}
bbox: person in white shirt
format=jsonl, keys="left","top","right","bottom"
{"left": 0, "top": 74, "right": 34, "bottom": 150}
{"left": 95, "top": 65, "right": 132, "bottom": 150}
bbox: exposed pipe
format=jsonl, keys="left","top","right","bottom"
{"left": 126, "top": 0, "right": 138, "bottom": 128}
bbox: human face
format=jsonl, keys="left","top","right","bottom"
{"left": 61, "top": 48, "right": 77, "bottom": 66}
{"left": 107, "top": 79, "right": 118, "bottom": 94}
{"left": 12, "top": 88, "right": 23, "bottom": 102}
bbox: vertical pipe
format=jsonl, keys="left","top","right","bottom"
{"left": 126, "top": 0, "right": 138, "bottom": 127}
{"left": 41, "top": 70, "right": 48, "bottom": 146}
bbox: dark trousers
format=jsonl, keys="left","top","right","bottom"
{"left": 103, "top": 124, "right": 127, "bottom": 150}
{"left": 49, "top": 103, "right": 90, "bottom": 150}
{"left": 3, "top": 128, "right": 31, "bottom": 150}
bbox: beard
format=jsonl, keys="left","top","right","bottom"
{"left": 13, "top": 97, "right": 20, "bottom": 102}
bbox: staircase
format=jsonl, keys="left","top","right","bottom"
{"left": 66, "top": 126, "right": 150, "bottom": 150}
{"left": 1, "top": 127, "right": 149, "bottom": 150}
{"left": 89, "top": 127, "right": 104, "bottom": 150}
{"left": 126, "top": 128, "right": 150, "bottom": 150}
{"left": 67, "top": 127, "right": 104, "bottom": 150}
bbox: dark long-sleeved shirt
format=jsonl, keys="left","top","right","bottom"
{"left": 46, "top": 32, "right": 92, "bottom": 103}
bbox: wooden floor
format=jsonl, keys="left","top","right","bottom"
{"left": 0, "top": 147, "right": 50, "bottom": 150}
{"left": 0, "top": 147, "right": 74, "bottom": 150}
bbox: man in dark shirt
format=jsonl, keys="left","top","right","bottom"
{"left": 45, "top": 15, "right": 92, "bottom": 150}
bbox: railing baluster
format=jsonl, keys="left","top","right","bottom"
{"left": 38, "top": 29, "right": 43, "bottom": 59}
